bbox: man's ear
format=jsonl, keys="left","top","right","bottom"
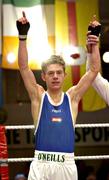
{"left": 41, "top": 72, "right": 46, "bottom": 81}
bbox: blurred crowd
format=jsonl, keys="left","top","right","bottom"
{"left": 77, "top": 160, "right": 109, "bottom": 180}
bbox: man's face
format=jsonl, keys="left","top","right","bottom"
{"left": 42, "top": 64, "right": 66, "bottom": 91}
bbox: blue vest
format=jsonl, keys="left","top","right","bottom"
{"left": 35, "top": 92, "right": 75, "bottom": 153}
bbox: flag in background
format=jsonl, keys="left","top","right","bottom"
{"left": 1, "top": 0, "right": 106, "bottom": 111}
{"left": 2, "top": 0, "right": 55, "bottom": 69}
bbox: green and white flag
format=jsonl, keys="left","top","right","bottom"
{"left": 1, "top": 0, "right": 106, "bottom": 111}
{"left": 2, "top": 0, "right": 55, "bottom": 69}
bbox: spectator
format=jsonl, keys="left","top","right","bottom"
{"left": 85, "top": 166, "right": 96, "bottom": 180}
{"left": 97, "top": 160, "right": 109, "bottom": 180}
{"left": 14, "top": 173, "right": 27, "bottom": 180}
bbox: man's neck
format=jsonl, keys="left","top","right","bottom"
{"left": 47, "top": 90, "right": 63, "bottom": 104}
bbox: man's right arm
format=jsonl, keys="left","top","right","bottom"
{"left": 18, "top": 40, "right": 44, "bottom": 101}
{"left": 86, "top": 16, "right": 109, "bottom": 105}
{"left": 86, "top": 38, "right": 109, "bottom": 105}
{"left": 92, "top": 73, "right": 109, "bottom": 105}
{"left": 87, "top": 55, "right": 109, "bottom": 106}
{"left": 17, "top": 12, "right": 44, "bottom": 101}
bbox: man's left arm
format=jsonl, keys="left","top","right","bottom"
{"left": 68, "top": 41, "right": 100, "bottom": 103}
{"left": 86, "top": 16, "right": 109, "bottom": 105}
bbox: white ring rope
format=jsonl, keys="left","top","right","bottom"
{"left": 1, "top": 155, "right": 109, "bottom": 163}
{"left": 5, "top": 123, "right": 109, "bottom": 130}
{"left": 6, "top": 125, "right": 34, "bottom": 130}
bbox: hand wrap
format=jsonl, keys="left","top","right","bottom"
{"left": 88, "top": 24, "right": 101, "bottom": 37}
{"left": 16, "top": 21, "right": 30, "bottom": 40}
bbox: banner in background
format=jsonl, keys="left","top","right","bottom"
{"left": 6, "top": 127, "right": 109, "bottom": 149}
{"left": 1, "top": 0, "right": 106, "bottom": 111}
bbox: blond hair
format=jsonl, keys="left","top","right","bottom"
{"left": 41, "top": 55, "right": 66, "bottom": 73}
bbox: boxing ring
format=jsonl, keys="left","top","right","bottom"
{"left": 0, "top": 123, "right": 109, "bottom": 179}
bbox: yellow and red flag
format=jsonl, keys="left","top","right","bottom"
{"left": 1, "top": 0, "right": 106, "bottom": 111}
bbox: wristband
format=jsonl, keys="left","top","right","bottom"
{"left": 19, "top": 35, "right": 27, "bottom": 41}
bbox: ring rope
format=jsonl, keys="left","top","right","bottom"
{"left": 5, "top": 123, "right": 109, "bottom": 130}
{"left": 1, "top": 155, "right": 109, "bottom": 163}
{"left": 6, "top": 125, "right": 34, "bottom": 130}
{"left": 2, "top": 124, "right": 109, "bottom": 164}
